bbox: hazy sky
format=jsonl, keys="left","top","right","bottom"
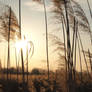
{"left": 0, "top": 0, "right": 92, "bottom": 71}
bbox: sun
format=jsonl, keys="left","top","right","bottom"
{"left": 15, "top": 36, "right": 34, "bottom": 61}
{"left": 15, "top": 39, "right": 28, "bottom": 54}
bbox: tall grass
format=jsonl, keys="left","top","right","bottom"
{"left": 77, "top": 31, "right": 90, "bottom": 78}
{"left": 19, "top": 0, "right": 25, "bottom": 84}
{"left": 32, "top": 0, "right": 50, "bottom": 81}
{"left": 26, "top": 43, "right": 29, "bottom": 83}
{"left": 52, "top": 0, "right": 92, "bottom": 92}
{"left": 43, "top": 0, "right": 50, "bottom": 81}
{"left": 15, "top": 47, "right": 18, "bottom": 81}
{"left": 7, "top": 7, "right": 11, "bottom": 80}
{"left": 78, "top": 37, "right": 83, "bottom": 82}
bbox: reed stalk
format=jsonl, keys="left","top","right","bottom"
{"left": 43, "top": 0, "right": 50, "bottom": 81}
{"left": 78, "top": 31, "right": 90, "bottom": 78}
{"left": 7, "top": 7, "right": 11, "bottom": 80}
{"left": 19, "top": 0, "right": 25, "bottom": 83}
{"left": 78, "top": 39, "right": 83, "bottom": 82}
{"left": 15, "top": 47, "right": 18, "bottom": 81}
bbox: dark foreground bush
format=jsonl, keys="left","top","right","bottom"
{"left": 0, "top": 79, "right": 30, "bottom": 92}
{"left": 76, "top": 82, "right": 92, "bottom": 92}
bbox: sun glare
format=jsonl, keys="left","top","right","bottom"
{"left": 15, "top": 39, "right": 28, "bottom": 54}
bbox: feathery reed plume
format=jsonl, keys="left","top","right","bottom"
{"left": 0, "top": 6, "right": 20, "bottom": 41}
{"left": 49, "top": 34, "right": 65, "bottom": 67}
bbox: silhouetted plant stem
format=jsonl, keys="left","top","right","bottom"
{"left": 7, "top": 7, "right": 11, "bottom": 80}
{"left": 62, "top": 16, "right": 68, "bottom": 92}
{"left": 19, "top": 0, "right": 21, "bottom": 37}
{"left": 15, "top": 47, "right": 18, "bottom": 81}
{"left": 87, "top": 0, "right": 92, "bottom": 44}
{"left": 73, "top": 20, "right": 78, "bottom": 81}
{"left": 87, "top": 0, "right": 92, "bottom": 19}
{"left": 21, "top": 48, "right": 25, "bottom": 83}
{"left": 62, "top": 19, "right": 67, "bottom": 73}
{"left": 63, "top": 0, "right": 73, "bottom": 92}
{"left": 43, "top": 0, "right": 50, "bottom": 81}
{"left": 78, "top": 31, "right": 90, "bottom": 78}
{"left": 88, "top": 49, "right": 92, "bottom": 74}
{"left": 64, "top": 0, "right": 71, "bottom": 73}
{"left": 4, "top": 47, "right": 6, "bottom": 78}
{"left": 78, "top": 39, "right": 83, "bottom": 82}
{"left": 70, "top": 18, "right": 76, "bottom": 83}
{"left": 26, "top": 45, "right": 29, "bottom": 83}
{"left": 68, "top": 0, "right": 77, "bottom": 84}
{"left": 19, "top": 0, "right": 25, "bottom": 83}
{"left": 18, "top": 55, "right": 20, "bottom": 79}
{"left": 71, "top": 18, "right": 76, "bottom": 59}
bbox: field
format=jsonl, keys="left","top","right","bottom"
{"left": 0, "top": 71, "right": 66, "bottom": 92}
{"left": 0, "top": 70, "right": 91, "bottom": 92}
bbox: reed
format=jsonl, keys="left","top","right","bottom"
{"left": 7, "top": 7, "right": 11, "bottom": 80}
{"left": 52, "top": 0, "right": 92, "bottom": 92}
{"left": 19, "top": 0, "right": 25, "bottom": 84}
{"left": 32, "top": 0, "right": 50, "bottom": 81}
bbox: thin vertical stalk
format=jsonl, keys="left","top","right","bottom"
{"left": 64, "top": 0, "right": 71, "bottom": 72}
{"left": 7, "top": 7, "right": 11, "bottom": 80}
{"left": 87, "top": 0, "right": 92, "bottom": 43}
{"left": 43, "top": 0, "right": 50, "bottom": 80}
{"left": 61, "top": 16, "right": 68, "bottom": 92}
{"left": 88, "top": 49, "right": 92, "bottom": 74}
{"left": 73, "top": 22, "right": 78, "bottom": 81}
{"left": 63, "top": 0, "right": 72, "bottom": 92}
{"left": 78, "top": 31, "right": 90, "bottom": 78}
{"left": 71, "top": 18, "right": 76, "bottom": 82}
{"left": 87, "top": 0, "right": 92, "bottom": 19}
{"left": 78, "top": 39, "right": 83, "bottom": 82}
{"left": 19, "top": 0, "right": 25, "bottom": 83}
{"left": 26, "top": 45, "right": 28, "bottom": 83}
{"left": 15, "top": 47, "right": 18, "bottom": 81}
{"left": 18, "top": 55, "right": 20, "bottom": 78}
{"left": 71, "top": 18, "right": 76, "bottom": 58}
{"left": 4, "top": 47, "right": 6, "bottom": 78}
{"left": 68, "top": 0, "right": 77, "bottom": 83}
{"left": 21, "top": 48, "right": 25, "bottom": 83}
{"left": 86, "top": 0, "right": 92, "bottom": 44}
{"left": 19, "top": 0, "right": 21, "bottom": 37}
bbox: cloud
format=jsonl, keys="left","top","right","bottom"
{"left": 24, "top": 1, "right": 53, "bottom": 12}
